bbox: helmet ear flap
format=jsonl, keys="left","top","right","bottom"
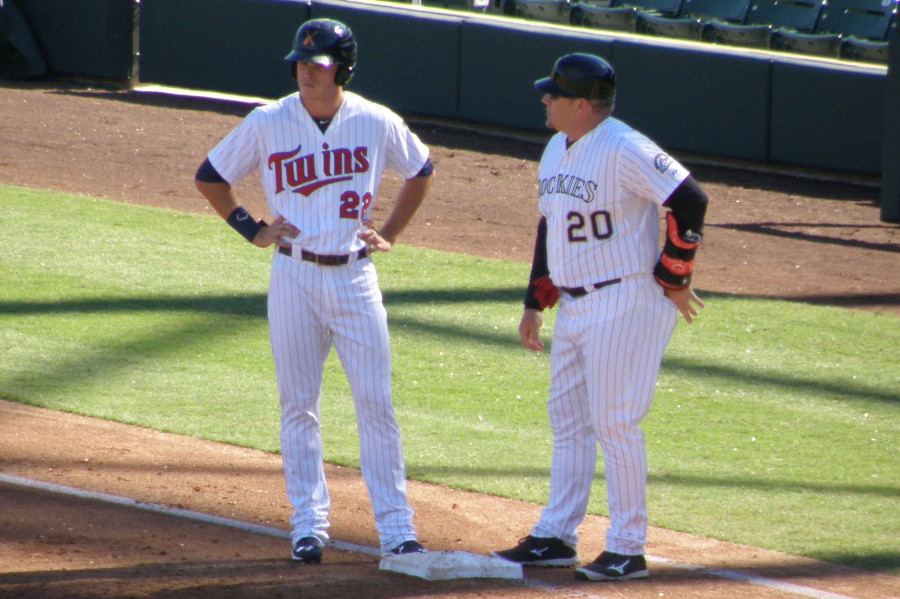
{"left": 332, "top": 35, "right": 357, "bottom": 86}
{"left": 334, "top": 64, "right": 354, "bottom": 86}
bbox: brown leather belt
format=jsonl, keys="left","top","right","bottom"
{"left": 278, "top": 246, "right": 368, "bottom": 266}
{"left": 561, "top": 278, "right": 622, "bottom": 298}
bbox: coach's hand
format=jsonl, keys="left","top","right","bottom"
{"left": 665, "top": 286, "right": 705, "bottom": 324}
{"left": 519, "top": 308, "right": 545, "bottom": 352}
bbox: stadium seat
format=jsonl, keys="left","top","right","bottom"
{"left": 815, "top": 0, "right": 897, "bottom": 39}
{"left": 836, "top": 2, "right": 897, "bottom": 64}
{"left": 505, "top": 0, "right": 572, "bottom": 23}
{"left": 422, "top": 0, "right": 476, "bottom": 11}
{"left": 571, "top": 3, "right": 639, "bottom": 31}
{"left": 702, "top": 0, "right": 825, "bottom": 49}
{"left": 770, "top": 0, "right": 897, "bottom": 61}
{"left": 635, "top": 11, "right": 703, "bottom": 39}
{"left": 682, "top": 0, "right": 754, "bottom": 23}
{"left": 769, "top": 27, "right": 842, "bottom": 57}
{"left": 701, "top": 21, "right": 772, "bottom": 47}
{"left": 840, "top": 34, "right": 891, "bottom": 62}
{"left": 749, "top": 0, "right": 826, "bottom": 32}
{"left": 632, "top": 0, "right": 749, "bottom": 41}
{"left": 620, "top": 0, "right": 684, "bottom": 17}
{"left": 635, "top": 0, "right": 751, "bottom": 39}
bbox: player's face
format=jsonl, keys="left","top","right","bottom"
{"left": 295, "top": 61, "right": 339, "bottom": 96}
{"left": 541, "top": 94, "right": 580, "bottom": 133}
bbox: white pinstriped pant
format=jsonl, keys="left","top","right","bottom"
{"left": 532, "top": 274, "right": 677, "bottom": 555}
{"left": 267, "top": 252, "right": 416, "bottom": 554}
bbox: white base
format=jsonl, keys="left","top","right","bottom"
{"left": 379, "top": 550, "right": 523, "bottom": 581}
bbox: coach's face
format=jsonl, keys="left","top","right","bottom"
{"left": 541, "top": 93, "right": 579, "bottom": 133}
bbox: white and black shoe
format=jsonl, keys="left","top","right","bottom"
{"left": 491, "top": 535, "right": 580, "bottom": 567}
{"left": 291, "top": 536, "right": 324, "bottom": 563}
{"left": 389, "top": 540, "right": 427, "bottom": 555}
{"left": 575, "top": 551, "right": 649, "bottom": 581}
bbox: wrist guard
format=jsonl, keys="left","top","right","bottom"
{"left": 654, "top": 212, "right": 701, "bottom": 290}
{"left": 227, "top": 206, "right": 264, "bottom": 243}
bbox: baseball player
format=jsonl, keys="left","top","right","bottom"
{"left": 492, "top": 54, "right": 708, "bottom": 581}
{"left": 194, "top": 18, "right": 434, "bottom": 562}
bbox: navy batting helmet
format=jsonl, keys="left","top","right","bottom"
{"left": 285, "top": 19, "right": 357, "bottom": 86}
{"left": 535, "top": 53, "right": 615, "bottom": 102}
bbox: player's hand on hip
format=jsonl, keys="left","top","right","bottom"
{"left": 519, "top": 309, "right": 545, "bottom": 352}
{"left": 664, "top": 286, "right": 705, "bottom": 324}
{"left": 358, "top": 228, "right": 392, "bottom": 253}
{"left": 254, "top": 216, "right": 300, "bottom": 249}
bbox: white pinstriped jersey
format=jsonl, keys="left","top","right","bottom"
{"left": 538, "top": 116, "right": 689, "bottom": 288}
{"left": 207, "top": 91, "right": 429, "bottom": 255}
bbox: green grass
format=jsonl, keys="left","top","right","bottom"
{"left": 1, "top": 185, "right": 898, "bottom": 574}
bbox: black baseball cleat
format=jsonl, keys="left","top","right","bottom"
{"left": 491, "top": 535, "right": 580, "bottom": 567}
{"left": 575, "top": 551, "right": 649, "bottom": 581}
{"left": 389, "top": 540, "right": 427, "bottom": 555}
{"left": 291, "top": 536, "right": 324, "bottom": 563}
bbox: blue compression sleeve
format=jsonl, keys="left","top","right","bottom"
{"left": 195, "top": 158, "right": 227, "bottom": 184}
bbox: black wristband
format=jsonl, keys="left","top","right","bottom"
{"left": 226, "top": 206, "right": 263, "bottom": 243}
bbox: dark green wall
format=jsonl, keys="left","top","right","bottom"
{"left": 14, "top": 0, "right": 136, "bottom": 80}
{"left": 770, "top": 60, "right": 885, "bottom": 173}
{"left": 611, "top": 41, "right": 771, "bottom": 162}
{"left": 139, "top": 0, "right": 310, "bottom": 99}
{"left": 5, "top": 0, "right": 893, "bottom": 195}
{"left": 310, "top": 0, "right": 462, "bottom": 118}
{"left": 458, "top": 19, "right": 612, "bottom": 130}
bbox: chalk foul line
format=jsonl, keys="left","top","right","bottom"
{"left": 0, "top": 473, "right": 857, "bottom": 599}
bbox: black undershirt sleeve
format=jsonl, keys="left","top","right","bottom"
{"left": 523, "top": 217, "right": 550, "bottom": 311}
{"left": 663, "top": 175, "right": 708, "bottom": 236}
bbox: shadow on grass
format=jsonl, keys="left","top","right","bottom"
{"left": 0, "top": 286, "right": 525, "bottom": 318}
{"left": 1, "top": 289, "right": 896, "bottom": 404}
{"left": 406, "top": 464, "right": 898, "bottom": 499}
{"left": 661, "top": 355, "right": 897, "bottom": 404}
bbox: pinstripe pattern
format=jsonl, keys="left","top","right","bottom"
{"left": 269, "top": 256, "right": 414, "bottom": 552}
{"left": 531, "top": 116, "right": 684, "bottom": 556}
{"left": 207, "top": 90, "right": 427, "bottom": 554}
{"left": 209, "top": 92, "right": 428, "bottom": 255}
{"left": 538, "top": 117, "right": 688, "bottom": 288}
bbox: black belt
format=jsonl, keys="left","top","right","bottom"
{"left": 278, "top": 246, "right": 368, "bottom": 266}
{"left": 560, "top": 278, "right": 622, "bottom": 298}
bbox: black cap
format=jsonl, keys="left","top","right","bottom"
{"left": 535, "top": 53, "right": 616, "bottom": 100}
